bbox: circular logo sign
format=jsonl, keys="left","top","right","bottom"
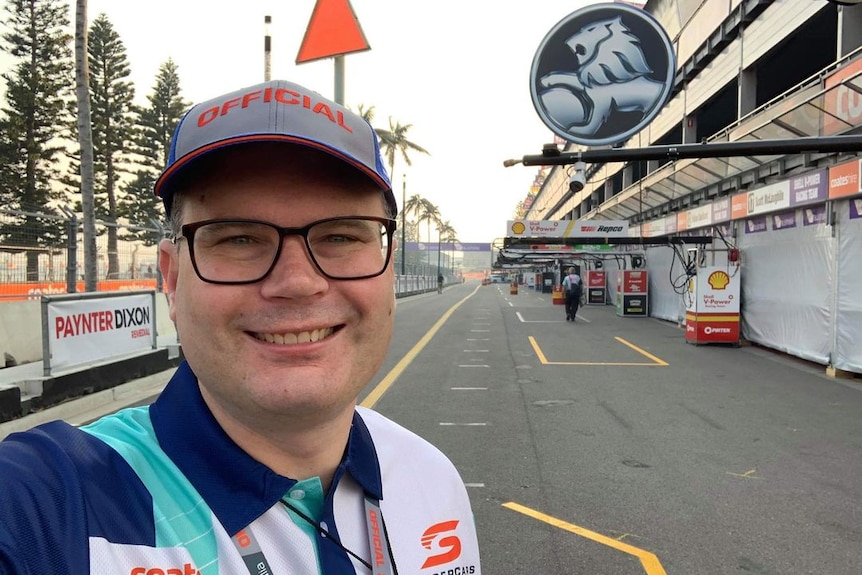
{"left": 530, "top": 3, "right": 676, "bottom": 147}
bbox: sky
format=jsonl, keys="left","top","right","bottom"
{"left": 6, "top": 0, "right": 602, "bottom": 244}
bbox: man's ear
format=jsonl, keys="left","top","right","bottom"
{"left": 158, "top": 238, "right": 179, "bottom": 322}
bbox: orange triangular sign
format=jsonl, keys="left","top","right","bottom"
{"left": 296, "top": 0, "right": 370, "bottom": 64}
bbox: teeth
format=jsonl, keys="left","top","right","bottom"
{"left": 256, "top": 327, "right": 333, "bottom": 345}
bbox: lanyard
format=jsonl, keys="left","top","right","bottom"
{"left": 363, "top": 496, "right": 395, "bottom": 575}
{"left": 230, "top": 495, "right": 398, "bottom": 575}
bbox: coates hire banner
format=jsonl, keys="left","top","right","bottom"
{"left": 44, "top": 291, "right": 156, "bottom": 375}
{"left": 507, "top": 220, "right": 629, "bottom": 238}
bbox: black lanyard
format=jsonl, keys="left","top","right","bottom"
{"left": 230, "top": 495, "right": 398, "bottom": 575}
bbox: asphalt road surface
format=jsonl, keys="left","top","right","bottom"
{"left": 364, "top": 281, "right": 862, "bottom": 575}
{"left": 40, "top": 279, "right": 862, "bottom": 575}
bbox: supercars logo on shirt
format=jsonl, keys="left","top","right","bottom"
{"left": 420, "top": 521, "right": 462, "bottom": 569}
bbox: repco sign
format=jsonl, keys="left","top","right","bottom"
{"left": 575, "top": 221, "right": 629, "bottom": 236}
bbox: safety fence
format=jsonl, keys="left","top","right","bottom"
{"left": 0, "top": 208, "right": 456, "bottom": 301}
{"left": 0, "top": 207, "right": 163, "bottom": 301}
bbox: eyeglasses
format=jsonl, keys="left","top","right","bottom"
{"left": 173, "top": 216, "right": 396, "bottom": 284}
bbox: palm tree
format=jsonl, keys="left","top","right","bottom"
{"left": 418, "top": 200, "right": 440, "bottom": 246}
{"left": 417, "top": 200, "right": 440, "bottom": 272}
{"left": 403, "top": 194, "right": 425, "bottom": 241}
{"left": 356, "top": 103, "right": 376, "bottom": 124}
{"left": 437, "top": 220, "right": 458, "bottom": 274}
{"left": 376, "top": 117, "right": 430, "bottom": 187}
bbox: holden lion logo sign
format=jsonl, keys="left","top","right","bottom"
{"left": 530, "top": 2, "right": 676, "bottom": 147}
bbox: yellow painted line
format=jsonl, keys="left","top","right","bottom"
{"left": 528, "top": 336, "right": 667, "bottom": 367}
{"left": 361, "top": 284, "right": 481, "bottom": 408}
{"left": 614, "top": 337, "right": 669, "bottom": 366}
{"left": 529, "top": 335, "right": 550, "bottom": 364}
{"left": 503, "top": 502, "right": 667, "bottom": 575}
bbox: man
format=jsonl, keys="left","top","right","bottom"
{"left": 562, "top": 266, "right": 582, "bottom": 322}
{"left": 0, "top": 80, "right": 481, "bottom": 574}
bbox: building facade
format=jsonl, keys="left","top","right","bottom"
{"left": 523, "top": 0, "right": 862, "bottom": 374}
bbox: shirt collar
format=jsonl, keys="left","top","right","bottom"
{"left": 149, "top": 360, "right": 383, "bottom": 534}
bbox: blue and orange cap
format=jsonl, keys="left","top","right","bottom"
{"left": 153, "top": 79, "right": 395, "bottom": 216}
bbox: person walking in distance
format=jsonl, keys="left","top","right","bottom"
{"left": 562, "top": 266, "right": 582, "bottom": 322}
{"left": 0, "top": 79, "right": 482, "bottom": 575}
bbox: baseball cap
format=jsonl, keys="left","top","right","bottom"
{"left": 154, "top": 79, "right": 396, "bottom": 216}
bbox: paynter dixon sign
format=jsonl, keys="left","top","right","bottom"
{"left": 530, "top": 2, "right": 676, "bottom": 147}
{"left": 508, "top": 219, "right": 629, "bottom": 238}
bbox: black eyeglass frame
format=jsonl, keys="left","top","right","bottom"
{"left": 173, "top": 215, "right": 397, "bottom": 285}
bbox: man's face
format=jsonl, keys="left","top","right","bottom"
{"left": 159, "top": 146, "right": 395, "bottom": 429}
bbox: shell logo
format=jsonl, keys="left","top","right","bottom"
{"left": 708, "top": 270, "right": 730, "bottom": 290}
{"left": 511, "top": 221, "right": 526, "bottom": 235}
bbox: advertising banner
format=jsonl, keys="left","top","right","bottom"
{"left": 711, "top": 198, "right": 731, "bottom": 224}
{"left": 771, "top": 211, "right": 797, "bottom": 231}
{"left": 584, "top": 270, "right": 606, "bottom": 305}
{"left": 851, "top": 198, "right": 862, "bottom": 220}
{"left": 406, "top": 242, "right": 490, "bottom": 252}
{"left": 828, "top": 159, "right": 862, "bottom": 199}
{"left": 616, "top": 270, "right": 648, "bottom": 317}
{"left": 802, "top": 205, "right": 827, "bottom": 226}
{"left": 685, "top": 266, "right": 740, "bottom": 345}
{"left": 507, "top": 220, "right": 629, "bottom": 238}
{"left": 789, "top": 169, "right": 827, "bottom": 207}
{"left": 744, "top": 217, "right": 768, "bottom": 234}
{"left": 731, "top": 192, "right": 749, "bottom": 220}
{"left": 746, "top": 181, "right": 790, "bottom": 216}
{"left": 43, "top": 291, "right": 157, "bottom": 375}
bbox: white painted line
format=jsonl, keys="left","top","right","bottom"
{"left": 508, "top": 301, "right": 514, "bottom": 307}
{"left": 572, "top": 315, "right": 592, "bottom": 323}
{"left": 462, "top": 349, "right": 489, "bottom": 352}
{"left": 451, "top": 387, "right": 488, "bottom": 390}
{"left": 439, "top": 422, "right": 488, "bottom": 426}
{"left": 466, "top": 338, "right": 489, "bottom": 341}
{"left": 465, "top": 483, "right": 485, "bottom": 488}
{"left": 458, "top": 364, "right": 490, "bottom": 368}
{"left": 473, "top": 322, "right": 491, "bottom": 325}
{"left": 470, "top": 330, "right": 490, "bottom": 332}
{"left": 516, "top": 311, "right": 566, "bottom": 323}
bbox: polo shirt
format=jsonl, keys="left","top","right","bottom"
{"left": 0, "top": 361, "right": 481, "bottom": 574}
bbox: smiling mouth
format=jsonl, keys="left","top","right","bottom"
{"left": 252, "top": 327, "right": 337, "bottom": 345}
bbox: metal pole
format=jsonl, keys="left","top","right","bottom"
{"left": 504, "top": 134, "right": 862, "bottom": 167}
{"left": 264, "top": 15, "right": 272, "bottom": 82}
{"left": 334, "top": 55, "right": 345, "bottom": 105}
{"left": 64, "top": 210, "right": 78, "bottom": 293}
{"left": 400, "top": 175, "right": 406, "bottom": 275}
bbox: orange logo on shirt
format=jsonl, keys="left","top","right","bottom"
{"left": 130, "top": 564, "right": 200, "bottom": 575}
{"left": 420, "top": 520, "right": 461, "bottom": 568}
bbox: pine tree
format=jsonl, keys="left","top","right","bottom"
{"left": 118, "top": 58, "right": 188, "bottom": 244}
{"left": 86, "top": 12, "right": 135, "bottom": 278}
{"left": 0, "top": 0, "right": 74, "bottom": 281}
